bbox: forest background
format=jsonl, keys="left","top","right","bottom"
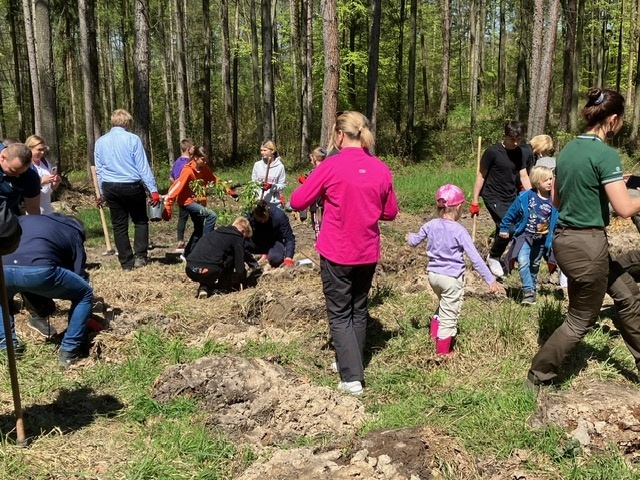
{"left": 0, "top": 0, "right": 639, "bottom": 175}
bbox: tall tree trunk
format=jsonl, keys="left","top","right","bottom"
{"left": 174, "top": 0, "right": 189, "bottom": 140}
{"left": 366, "top": 0, "right": 381, "bottom": 140}
{"left": 571, "top": 0, "right": 585, "bottom": 132}
{"left": 616, "top": 0, "right": 624, "bottom": 92}
{"left": 79, "top": 0, "right": 102, "bottom": 173}
{"left": 22, "top": 0, "right": 40, "bottom": 133}
{"left": 631, "top": 0, "right": 640, "bottom": 141}
{"left": 34, "top": 0, "right": 60, "bottom": 167}
{"left": 419, "top": 11, "right": 429, "bottom": 119}
{"left": 121, "top": 0, "right": 134, "bottom": 112}
{"left": 249, "top": 0, "right": 262, "bottom": 141}
{"left": 133, "top": 0, "right": 151, "bottom": 156}
{"left": 158, "top": 0, "right": 175, "bottom": 165}
{"left": 515, "top": 0, "right": 530, "bottom": 122}
{"left": 300, "top": 0, "right": 313, "bottom": 158}
{"left": 394, "top": 0, "right": 405, "bottom": 134}
{"left": 627, "top": 0, "right": 637, "bottom": 105}
{"left": 320, "top": 0, "right": 339, "bottom": 147}
{"left": 203, "top": 0, "right": 212, "bottom": 154}
{"left": 469, "top": 0, "right": 482, "bottom": 129}
{"left": 232, "top": 1, "right": 239, "bottom": 162}
{"left": 221, "top": 0, "right": 234, "bottom": 154}
{"left": 406, "top": 0, "right": 417, "bottom": 139}
{"left": 497, "top": 0, "right": 506, "bottom": 107}
{"left": 261, "top": 0, "right": 275, "bottom": 140}
{"left": 438, "top": 0, "right": 451, "bottom": 125}
{"left": 560, "top": 0, "right": 577, "bottom": 132}
{"left": 8, "top": 0, "right": 26, "bottom": 139}
{"left": 348, "top": 18, "right": 358, "bottom": 108}
{"left": 289, "top": 0, "right": 300, "bottom": 122}
{"left": 528, "top": 0, "right": 560, "bottom": 136}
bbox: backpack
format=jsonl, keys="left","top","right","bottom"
{"left": 0, "top": 200, "right": 21, "bottom": 255}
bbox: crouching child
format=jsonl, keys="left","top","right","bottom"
{"left": 185, "top": 217, "right": 253, "bottom": 298}
{"left": 499, "top": 165, "right": 557, "bottom": 305}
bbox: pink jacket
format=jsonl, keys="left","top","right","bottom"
{"left": 290, "top": 147, "right": 398, "bottom": 265}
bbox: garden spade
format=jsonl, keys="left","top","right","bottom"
{"left": 472, "top": 136, "right": 482, "bottom": 242}
{"left": 0, "top": 259, "right": 28, "bottom": 446}
{"left": 90, "top": 166, "right": 116, "bottom": 256}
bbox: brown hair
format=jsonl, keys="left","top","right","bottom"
{"left": 189, "top": 146, "right": 208, "bottom": 162}
{"left": 252, "top": 199, "right": 270, "bottom": 221}
{"left": 581, "top": 88, "right": 625, "bottom": 129}
{"left": 333, "top": 111, "right": 375, "bottom": 149}
{"left": 310, "top": 146, "right": 327, "bottom": 163}
{"left": 180, "top": 138, "right": 194, "bottom": 153}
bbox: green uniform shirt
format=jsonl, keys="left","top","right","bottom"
{"left": 556, "top": 134, "right": 623, "bottom": 228}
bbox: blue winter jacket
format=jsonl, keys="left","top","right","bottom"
{"left": 499, "top": 189, "right": 558, "bottom": 252}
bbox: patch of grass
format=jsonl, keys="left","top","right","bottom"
{"left": 122, "top": 418, "right": 237, "bottom": 479}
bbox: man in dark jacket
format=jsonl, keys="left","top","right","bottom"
{"left": 245, "top": 199, "right": 296, "bottom": 268}
{"left": 1, "top": 213, "right": 93, "bottom": 367}
{"left": 185, "top": 217, "right": 253, "bottom": 298}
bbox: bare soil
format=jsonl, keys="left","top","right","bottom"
{"left": 7, "top": 185, "right": 640, "bottom": 479}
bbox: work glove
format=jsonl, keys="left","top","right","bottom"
{"left": 469, "top": 203, "right": 480, "bottom": 217}
{"left": 95, "top": 195, "right": 106, "bottom": 207}
{"left": 162, "top": 205, "right": 172, "bottom": 221}
{"left": 261, "top": 182, "right": 272, "bottom": 191}
{"left": 282, "top": 257, "right": 295, "bottom": 267}
{"left": 227, "top": 189, "right": 239, "bottom": 201}
{"left": 297, "top": 173, "right": 308, "bottom": 184}
{"left": 150, "top": 192, "right": 161, "bottom": 206}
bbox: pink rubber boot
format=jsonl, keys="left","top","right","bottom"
{"left": 435, "top": 336, "right": 454, "bottom": 355}
{"left": 430, "top": 315, "right": 439, "bottom": 340}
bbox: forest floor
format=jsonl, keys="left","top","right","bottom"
{"left": 2, "top": 182, "right": 640, "bottom": 479}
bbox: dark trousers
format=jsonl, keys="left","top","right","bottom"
{"left": 103, "top": 182, "right": 149, "bottom": 269}
{"left": 529, "top": 229, "right": 609, "bottom": 383}
{"left": 320, "top": 257, "right": 376, "bottom": 383}
{"left": 484, "top": 197, "right": 515, "bottom": 258}
{"left": 244, "top": 239, "right": 286, "bottom": 268}
{"left": 176, "top": 206, "right": 190, "bottom": 242}
{"left": 185, "top": 264, "right": 231, "bottom": 290}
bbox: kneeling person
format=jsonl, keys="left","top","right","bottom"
{"left": 186, "top": 217, "right": 253, "bottom": 298}
{"left": 1, "top": 213, "right": 93, "bottom": 367}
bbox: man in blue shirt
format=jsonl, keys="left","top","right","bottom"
{"left": 0, "top": 142, "right": 41, "bottom": 215}
{"left": 94, "top": 109, "right": 160, "bottom": 270}
{"left": 1, "top": 213, "right": 93, "bottom": 367}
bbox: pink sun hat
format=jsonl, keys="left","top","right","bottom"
{"left": 435, "top": 184, "right": 466, "bottom": 207}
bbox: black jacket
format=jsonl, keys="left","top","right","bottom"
{"left": 246, "top": 205, "right": 295, "bottom": 258}
{"left": 186, "top": 225, "right": 246, "bottom": 276}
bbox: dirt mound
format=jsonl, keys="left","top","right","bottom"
{"left": 151, "top": 355, "right": 366, "bottom": 446}
{"left": 528, "top": 380, "right": 640, "bottom": 459}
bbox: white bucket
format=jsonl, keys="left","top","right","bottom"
{"left": 148, "top": 201, "right": 163, "bottom": 221}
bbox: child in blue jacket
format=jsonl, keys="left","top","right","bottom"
{"left": 499, "top": 165, "right": 558, "bottom": 304}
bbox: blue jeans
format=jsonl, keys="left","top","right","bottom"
{"left": 1, "top": 266, "right": 93, "bottom": 352}
{"left": 183, "top": 202, "right": 217, "bottom": 257}
{"left": 518, "top": 239, "right": 544, "bottom": 293}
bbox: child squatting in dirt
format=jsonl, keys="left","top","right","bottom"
{"left": 407, "top": 184, "right": 501, "bottom": 355}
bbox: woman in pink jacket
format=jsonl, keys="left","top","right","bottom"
{"left": 290, "top": 111, "right": 398, "bottom": 395}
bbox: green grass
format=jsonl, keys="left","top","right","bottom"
{"left": 3, "top": 160, "right": 640, "bottom": 478}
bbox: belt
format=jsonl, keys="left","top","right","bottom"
{"left": 557, "top": 226, "right": 605, "bottom": 233}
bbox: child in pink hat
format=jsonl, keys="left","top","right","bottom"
{"left": 407, "top": 184, "right": 500, "bottom": 355}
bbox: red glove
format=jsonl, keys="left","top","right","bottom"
{"left": 469, "top": 203, "right": 480, "bottom": 217}
{"left": 227, "top": 189, "right": 239, "bottom": 201}
{"left": 297, "top": 173, "right": 308, "bottom": 184}
{"left": 162, "top": 205, "right": 172, "bottom": 221}
{"left": 262, "top": 182, "right": 272, "bottom": 191}
{"left": 95, "top": 195, "right": 106, "bottom": 207}
{"left": 282, "top": 257, "right": 295, "bottom": 267}
{"left": 150, "top": 192, "right": 161, "bottom": 206}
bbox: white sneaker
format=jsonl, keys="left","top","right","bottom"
{"left": 486, "top": 255, "right": 504, "bottom": 278}
{"left": 179, "top": 254, "right": 187, "bottom": 263}
{"left": 338, "top": 381, "right": 363, "bottom": 395}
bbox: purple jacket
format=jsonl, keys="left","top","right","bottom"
{"left": 170, "top": 156, "right": 189, "bottom": 181}
{"left": 290, "top": 147, "right": 398, "bottom": 265}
